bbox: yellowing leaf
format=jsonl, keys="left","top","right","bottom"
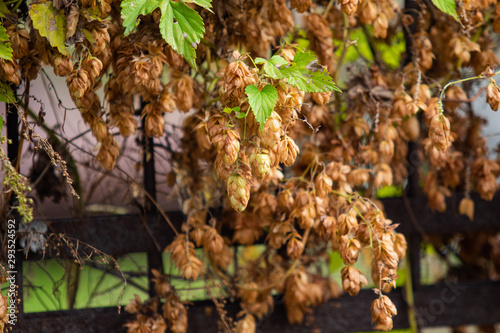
{"left": 0, "top": 24, "right": 13, "bottom": 60}
{"left": 29, "top": 2, "right": 69, "bottom": 55}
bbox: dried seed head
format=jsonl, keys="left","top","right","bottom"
{"left": 235, "top": 313, "right": 256, "bottom": 333}
{"left": 429, "top": 114, "right": 451, "bottom": 151}
{"left": 402, "top": 115, "right": 420, "bottom": 141}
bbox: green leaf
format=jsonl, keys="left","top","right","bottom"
{"left": 293, "top": 51, "right": 316, "bottom": 68}
{"left": 0, "top": 0, "right": 10, "bottom": 18}
{"left": 279, "top": 64, "right": 341, "bottom": 93}
{"left": 29, "top": 2, "right": 69, "bottom": 55}
{"left": 159, "top": 1, "right": 205, "bottom": 68}
{"left": 0, "top": 24, "right": 12, "bottom": 60}
{"left": 0, "top": 115, "right": 3, "bottom": 132}
{"left": 262, "top": 55, "right": 288, "bottom": 79}
{"left": 120, "top": 0, "right": 161, "bottom": 35}
{"left": 254, "top": 57, "right": 267, "bottom": 64}
{"left": 245, "top": 84, "right": 278, "bottom": 131}
{"left": 184, "top": 0, "right": 213, "bottom": 13}
{"left": 0, "top": 81, "right": 14, "bottom": 103}
{"left": 431, "top": 0, "right": 458, "bottom": 20}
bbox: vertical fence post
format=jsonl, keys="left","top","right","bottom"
{"left": 141, "top": 106, "right": 163, "bottom": 298}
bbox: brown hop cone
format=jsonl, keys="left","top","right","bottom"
{"left": 374, "top": 163, "right": 393, "bottom": 188}
{"left": 222, "top": 129, "right": 241, "bottom": 166}
{"left": 282, "top": 136, "right": 300, "bottom": 166}
{"left": 341, "top": 265, "right": 368, "bottom": 296}
{"left": 0, "top": 59, "right": 20, "bottom": 85}
{"left": 459, "top": 197, "right": 474, "bottom": 221}
{"left": 214, "top": 154, "right": 234, "bottom": 183}
{"left": 287, "top": 234, "right": 304, "bottom": 260}
{"left": 337, "top": 211, "right": 358, "bottom": 234}
{"left": 19, "top": 50, "right": 40, "bottom": 81}
{"left": 429, "top": 114, "right": 451, "bottom": 151}
{"left": 202, "top": 226, "right": 224, "bottom": 254}
{"left": 258, "top": 111, "right": 282, "bottom": 148}
{"left": 358, "top": 0, "right": 378, "bottom": 24}
{"left": 315, "top": 173, "right": 333, "bottom": 198}
{"left": 227, "top": 169, "right": 251, "bottom": 213}
{"left": 486, "top": 80, "right": 500, "bottom": 111}
{"left": 393, "top": 233, "right": 407, "bottom": 261}
{"left": 221, "top": 61, "right": 256, "bottom": 107}
{"left": 311, "top": 91, "right": 331, "bottom": 106}
{"left": 92, "top": 121, "right": 109, "bottom": 142}
{"left": 115, "top": 111, "right": 137, "bottom": 137}
{"left": 82, "top": 56, "right": 103, "bottom": 81}
{"left": 235, "top": 313, "right": 256, "bottom": 333}
{"left": 291, "top": 0, "right": 311, "bottom": 13}
{"left": 66, "top": 69, "right": 90, "bottom": 100}
{"left": 174, "top": 75, "right": 194, "bottom": 112}
{"left": 52, "top": 55, "right": 73, "bottom": 77}
{"left": 349, "top": 168, "right": 370, "bottom": 186}
{"left": 163, "top": 295, "right": 188, "bottom": 333}
{"left": 306, "top": 14, "right": 334, "bottom": 69}
{"left": 340, "top": 235, "right": 362, "bottom": 265}
{"left": 151, "top": 269, "right": 172, "bottom": 298}
{"left": 371, "top": 295, "right": 397, "bottom": 331}
{"left": 142, "top": 103, "right": 165, "bottom": 138}
{"left": 8, "top": 27, "right": 30, "bottom": 59}
{"left": 159, "top": 90, "right": 176, "bottom": 113}
{"left": 207, "top": 114, "right": 227, "bottom": 145}
{"left": 96, "top": 138, "right": 120, "bottom": 170}
{"left": 402, "top": 115, "right": 420, "bottom": 141}
{"left": 374, "top": 13, "right": 389, "bottom": 39}
{"left": 342, "top": 0, "right": 359, "bottom": 15}
{"left": 167, "top": 234, "right": 204, "bottom": 280}
{"left": 250, "top": 151, "right": 271, "bottom": 179}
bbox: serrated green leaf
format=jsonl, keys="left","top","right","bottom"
{"left": 0, "top": 81, "right": 14, "bottom": 103}
{"left": 293, "top": 51, "right": 316, "bottom": 67}
{"left": 29, "top": 2, "right": 69, "bottom": 55}
{"left": 184, "top": 0, "right": 213, "bottom": 13}
{"left": 236, "top": 112, "right": 246, "bottom": 119}
{"left": 245, "top": 84, "right": 278, "bottom": 131}
{"left": 120, "top": 0, "right": 161, "bottom": 35}
{"left": 431, "top": 0, "right": 458, "bottom": 20}
{"left": 0, "top": 24, "right": 12, "bottom": 60}
{"left": 263, "top": 55, "right": 288, "bottom": 79}
{"left": 159, "top": 0, "right": 204, "bottom": 68}
{"left": 254, "top": 57, "right": 267, "bottom": 64}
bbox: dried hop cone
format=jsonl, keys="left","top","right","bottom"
{"left": 459, "top": 197, "right": 474, "bottom": 221}
{"left": 371, "top": 295, "right": 397, "bottom": 331}
{"left": 53, "top": 55, "right": 74, "bottom": 77}
{"left": 429, "top": 114, "right": 451, "bottom": 151}
{"left": 0, "top": 292, "right": 8, "bottom": 330}
{"left": 96, "top": 139, "right": 120, "bottom": 170}
{"left": 291, "top": 0, "right": 311, "bottom": 13}
{"left": 487, "top": 80, "right": 500, "bottom": 111}
{"left": 221, "top": 130, "right": 241, "bottom": 166}
{"left": 142, "top": 103, "right": 165, "bottom": 138}
{"left": 66, "top": 68, "right": 90, "bottom": 100}
{"left": 82, "top": 56, "right": 103, "bottom": 81}
{"left": 250, "top": 150, "right": 271, "bottom": 179}
{"left": 341, "top": 265, "right": 368, "bottom": 296}
{"left": 222, "top": 61, "right": 256, "bottom": 107}
{"left": 259, "top": 111, "right": 282, "bottom": 148}
{"left": 227, "top": 170, "right": 251, "bottom": 213}
{"left": 341, "top": 0, "right": 359, "bottom": 16}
